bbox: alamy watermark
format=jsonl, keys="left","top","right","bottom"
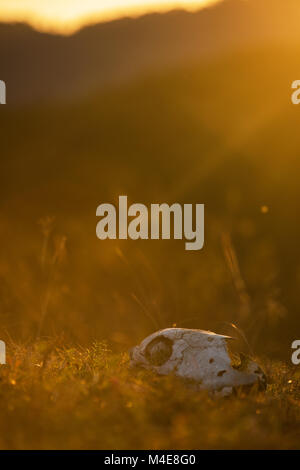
{"left": 96, "top": 196, "right": 204, "bottom": 251}
{"left": 0, "top": 80, "right": 6, "bottom": 104}
{"left": 290, "top": 83, "right": 300, "bottom": 363}
{"left": 0, "top": 82, "right": 6, "bottom": 361}
{"left": 0, "top": 341, "right": 6, "bottom": 364}
{"left": 291, "top": 340, "right": 300, "bottom": 365}
{"left": 291, "top": 80, "right": 300, "bottom": 105}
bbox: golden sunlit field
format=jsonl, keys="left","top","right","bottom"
{"left": 0, "top": 340, "right": 299, "bottom": 449}
{"left": 1, "top": 0, "right": 300, "bottom": 450}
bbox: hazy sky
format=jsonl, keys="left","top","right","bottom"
{"left": 0, "top": 0, "right": 219, "bottom": 33}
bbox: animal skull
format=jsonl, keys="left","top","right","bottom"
{"left": 129, "top": 328, "right": 266, "bottom": 396}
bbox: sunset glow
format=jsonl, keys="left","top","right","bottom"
{"left": 0, "top": 0, "right": 220, "bottom": 34}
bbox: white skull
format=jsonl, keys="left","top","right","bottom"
{"left": 129, "top": 328, "right": 266, "bottom": 396}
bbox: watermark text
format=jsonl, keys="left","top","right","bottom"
{"left": 96, "top": 196, "right": 204, "bottom": 251}
{"left": 0, "top": 80, "right": 6, "bottom": 104}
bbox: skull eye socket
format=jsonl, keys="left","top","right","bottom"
{"left": 145, "top": 336, "right": 173, "bottom": 366}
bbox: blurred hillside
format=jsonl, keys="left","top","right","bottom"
{"left": 1, "top": 0, "right": 300, "bottom": 104}
{"left": 0, "top": 0, "right": 299, "bottom": 360}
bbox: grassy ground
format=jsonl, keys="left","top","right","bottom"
{"left": 0, "top": 339, "right": 299, "bottom": 450}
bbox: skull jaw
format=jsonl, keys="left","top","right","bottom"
{"left": 130, "top": 353, "right": 266, "bottom": 395}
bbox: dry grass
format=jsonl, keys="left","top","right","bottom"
{"left": 0, "top": 339, "right": 299, "bottom": 450}
{"left": 1, "top": 39, "right": 300, "bottom": 451}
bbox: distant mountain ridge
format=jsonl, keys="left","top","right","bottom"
{"left": 0, "top": 0, "right": 299, "bottom": 105}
